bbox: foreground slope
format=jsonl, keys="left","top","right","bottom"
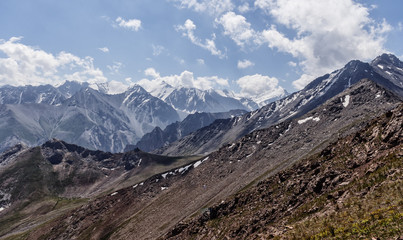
{"left": 0, "top": 140, "right": 200, "bottom": 238}
{"left": 156, "top": 54, "right": 403, "bottom": 156}
{"left": 19, "top": 79, "right": 401, "bottom": 240}
{"left": 163, "top": 104, "right": 403, "bottom": 240}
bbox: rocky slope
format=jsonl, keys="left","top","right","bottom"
{"left": 0, "top": 139, "right": 201, "bottom": 238}
{"left": 15, "top": 79, "right": 401, "bottom": 240}
{"left": 126, "top": 109, "right": 247, "bottom": 152}
{"left": 163, "top": 103, "right": 403, "bottom": 240}
{"left": 156, "top": 54, "right": 403, "bottom": 156}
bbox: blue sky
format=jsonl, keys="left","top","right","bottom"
{"left": 0, "top": 0, "right": 402, "bottom": 98}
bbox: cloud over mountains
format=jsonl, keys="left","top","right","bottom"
{"left": 0, "top": 37, "right": 107, "bottom": 87}
{"left": 175, "top": 0, "right": 392, "bottom": 89}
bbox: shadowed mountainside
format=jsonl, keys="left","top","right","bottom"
{"left": 126, "top": 109, "right": 247, "bottom": 152}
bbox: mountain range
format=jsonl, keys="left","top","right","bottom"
{"left": 8, "top": 53, "right": 400, "bottom": 155}
{"left": 0, "top": 80, "right": 264, "bottom": 153}
{"left": 0, "top": 53, "right": 402, "bottom": 240}
{"left": 155, "top": 53, "right": 403, "bottom": 156}
{"left": 0, "top": 84, "right": 180, "bottom": 153}
{"left": 138, "top": 81, "right": 286, "bottom": 117}
{"left": 0, "top": 76, "right": 402, "bottom": 239}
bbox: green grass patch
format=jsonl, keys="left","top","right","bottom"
{"left": 280, "top": 152, "right": 403, "bottom": 240}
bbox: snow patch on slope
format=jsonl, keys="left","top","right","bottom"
{"left": 193, "top": 156, "right": 209, "bottom": 168}
{"left": 298, "top": 116, "right": 320, "bottom": 124}
{"left": 342, "top": 95, "right": 350, "bottom": 108}
{"left": 178, "top": 164, "right": 192, "bottom": 174}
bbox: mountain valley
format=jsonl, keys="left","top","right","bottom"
{"left": 0, "top": 54, "right": 402, "bottom": 240}
{"left": 127, "top": 109, "right": 247, "bottom": 152}
{"left": 2, "top": 0, "right": 403, "bottom": 238}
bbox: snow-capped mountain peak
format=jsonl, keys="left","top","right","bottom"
{"left": 163, "top": 87, "right": 250, "bottom": 117}
{"left": 56, "top": 80, "right": 90, "bottom": 98}
{"left": 136, "top": 81, "right": 175, "bottom": 101}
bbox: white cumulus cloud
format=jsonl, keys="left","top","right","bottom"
{"left": 98, "top": 47, "right": 109, "bottom": 53}
{"left": 152, "top": 44, "right": 165, "bottom": 56}
{"left": 256, "top": 0, "right": 392, "bottom": 89}
{"left": 216, "top": 12, "right": 256, "bottom": 48}
{"left": 237, "top": 59, "right": 254, "bottom": 69}
{"left": 144, "top": 67, "right": 160, "bottom": 78}
{"left": 115, "top": 17, "right": 142, "bottom": 31}
{"left": 0, "top": 37, "right": 107, "bottom": 87}
{"left": 288, "top": 61, "right": 297, "bottom": 67}
{"left": 197, "top": 58, "right": 205, "bottom": 65}
{"left": 238, "top": 3, "right": 250, "bottom": 13}
{"left": 107, "top": 80, "right": 129, "bottom": 94}
{"left": 176, "top": 19, "right": 225, "bottom": 58}
{"left": 107, "top": 61, "right": 123, "bottom": 75}
{"left": 138, "top": 68, "right": 229, "bottom": 91}
{"left": 171, "top": 0, "right": 234, "bottom": 16}
{"left": 236, "top": 74, "right": 285, "bottom": 103}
